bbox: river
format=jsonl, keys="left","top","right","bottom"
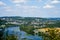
{"left": 4, "top": 26, "right": 42, "bottom": 40}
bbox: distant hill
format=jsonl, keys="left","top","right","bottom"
{"left": 0, "top": 16, "right": 60, "bottom": 28}
{"left": 0, "top": 16, "right": 60, "bottom": 21}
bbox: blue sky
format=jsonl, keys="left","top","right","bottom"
{"left": 0, "top": 0, "right": 60, "bottom": 18}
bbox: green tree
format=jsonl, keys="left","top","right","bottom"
{"left": 6, "top": 34, "right": 17, "bottom": 40}
{"left": 0, "top": 19, "right": 6, "bottom": 26}
{"left": 20, "top": 25, "right": 34, "bottom": 35}
{"left": 0, "top": 19, "right": 6, "bottom": 40}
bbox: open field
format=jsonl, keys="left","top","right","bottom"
{"left": 37, "top": 28, "right": 60, "bottom": 33}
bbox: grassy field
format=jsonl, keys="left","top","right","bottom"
{"left": 37, "top": 28, "right": 60, "bottom": 33}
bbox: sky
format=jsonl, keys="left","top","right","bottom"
{"left": 0, "top": 0, "right": 60, "bottom": 18}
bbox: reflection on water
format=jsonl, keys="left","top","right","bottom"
{"left": 4, "top": 26, "right": 42, "bottom": 40}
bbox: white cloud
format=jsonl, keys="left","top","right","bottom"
{"left": 51, "top": 0, "right": 60, "bottom": 4}
{"left": 31, "top": 6, "right": 40, "bottom": 8}
{"left": 23, "top": 6, "right": 40, "bottom": 9}
{"left": 23, "top": 6, "right": 39, "bottom": 9}
{"left": 16, "top": 4, "right": 20, "bottom": 6}
{"left": 15, "top": 5, "right": 41, "bottom": 15}
{"left": 22, "top": 6, "right": 41, "bottom": 15}
{"left": 43, "top": 4, "right": 55, "bottom": 9}
{"left": 37, "top": 0, "right": 42, "bottom": 2}
{"left": 11, "top": 0, "right": 27, "bottom": 3}
{"left": 15, "top": 5, "right": 40, "bottom": 9}
{"left": 0, "top": 1, "right": 6, "bottom": 6}
{"left": 15, "top": 4, "right": 21, "bottom": 8}
{"left": 4, "top": 6, "right": 13, "bottom": 11}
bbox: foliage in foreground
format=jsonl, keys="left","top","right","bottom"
{"left": 6, "top": 34, "right": 17, "bottom": 40}
{"left": 41, "top": 29, "right": 60, "bottom": 40}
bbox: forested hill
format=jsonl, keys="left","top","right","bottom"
{"left": 0, "top": 16, "right": 60, "bottom": 20}
{"left": 0, "top": 16, "right": 60, "bottom": 28}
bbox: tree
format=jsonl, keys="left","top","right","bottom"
{"left": 20, "top": 25, "right": 35, "bottom": 35}
{"left": 0, "top": 19, "right": 6, "bottom": 40}
{"left": 0, "top": 19, "right": 6, "bottom": 26}
{"left": 6, "top": 34, "right": 17, "bottom": 40}
{"left": 41, "top": 29, "right": 60, "bottom": 40}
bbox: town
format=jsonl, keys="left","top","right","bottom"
{"left": 0, "top": 16, "right": 60, "bottom": 40}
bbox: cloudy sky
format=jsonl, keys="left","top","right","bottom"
{"left": 0, "top": 0, "right": 60, "bottom": 18}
